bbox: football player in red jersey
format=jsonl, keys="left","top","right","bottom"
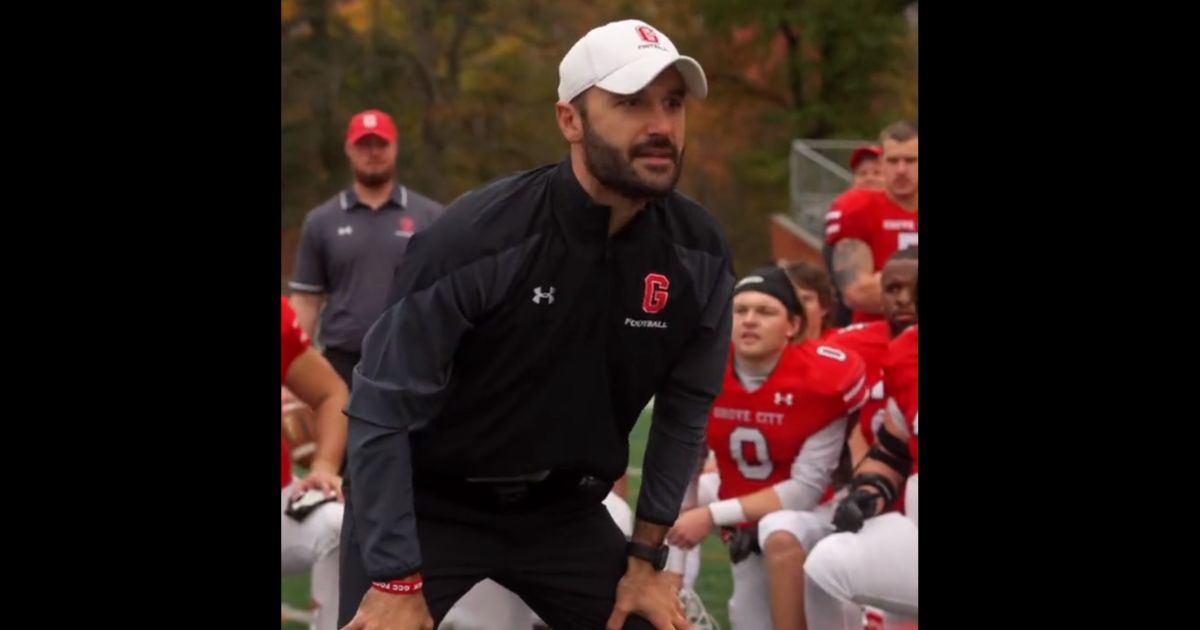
{"left": 879, "top": 319, "right": 918, "bottom": 522}
{"left": 782, "top": 261, "right": 839, "bottom": 342}
{"left": 667, "top": 266, "right": 868, "bottom": 630}
{"left": 824, "top": 122, "right": 918, "bottom": 324}
{"left": 803, "top": 276, "right": 918, "bottom": 630}
{"left": 281, "top": 295, "right": 350, "bottom": 630}
{"left": 753, "top": 248, "right": 917, "bottom": 629}
{"left": 829, "top": 247, "right": 918, "bottom": 467}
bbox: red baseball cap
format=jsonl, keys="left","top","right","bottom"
{"left": 347, "top": 109, "right": 397, "bottom": 144}
{"left": 849, "top": 145, "right": 881, "bottom": 170}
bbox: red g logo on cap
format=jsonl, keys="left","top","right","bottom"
{"left": 642, "top": 273, "right": 670, "bottom": 314}
{"left": 635, "top": 26, "right": 659, "bottom": 43}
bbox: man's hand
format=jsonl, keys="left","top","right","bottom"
{"left": 666, "top": 507, "right": 714, "bottom": 549}
{"left": 289, "top": 292, "right": 325, "bottom": 341}
{"left": 832, "top": 488, "right": 882, "bottom": 533}
{"left": 294, "top": 466, "right": 344, "bottom": 502}
{"left": 341, "top": 587, "right": 434, "bottom": 630}
{"left": 606, "top": 558, "right": 689, "bottom": 630}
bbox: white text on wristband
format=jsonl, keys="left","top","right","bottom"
{"left": 371, "top": 579, "right": 424, "bottom": 595}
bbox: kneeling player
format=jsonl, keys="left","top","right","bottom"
{"left": 667, "top": 267, "right": 868, "bottom": 629}
{"left": 758, "top": 248, "right": 917, "bottom": 628}
{"left": 804, "top": 316, "right": 918, "bottom": 629}
{"left": 281, "top": 296, "right": 350, "bottom": 630}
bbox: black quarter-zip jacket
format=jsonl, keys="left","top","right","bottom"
{"left": 345, "top": 157, "right": 735, "bottom": 580}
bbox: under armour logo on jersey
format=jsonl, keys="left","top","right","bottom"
{"left": 532, "top": 286, "right": 555, "bottom": 305}
{"left": 337, "top": 225, "right": 353, "bottom": 236}
{"left": 774, "top": 392, "right": 793, "bottom": 406}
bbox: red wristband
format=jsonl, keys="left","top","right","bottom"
{"left": 371, "top": 577, "right": 424, "bottom": 595}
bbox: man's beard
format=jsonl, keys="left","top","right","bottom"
{"left": 582, "top": 121, "right": 683, "bottom": 200}
{"left": 354, "top": 167, "right": 393, "bottom": 188}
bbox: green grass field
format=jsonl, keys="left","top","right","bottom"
{"left": 283, "top": 408, "right": 733, "bottom": 628}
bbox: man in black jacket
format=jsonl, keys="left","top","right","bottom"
{"left": 339, "top": 18, "right": 735, "bottom": 630}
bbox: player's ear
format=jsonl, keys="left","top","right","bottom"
{"left": 788, "top": 313, "right": 804, "bottom": 340}
{"left": 557, "top": 96, "right": 586, "bottom": 143}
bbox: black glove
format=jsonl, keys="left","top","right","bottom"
{"left": 724, "top": 524, "right": 761, "bottom": 563}
{"left": 832, "top": 473, "right": 898, "bottom": 533}
{"left": 832, "top": 489, "right": 881, "bottom": 533}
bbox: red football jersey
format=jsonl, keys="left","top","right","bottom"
{"left": 825, "top": 189, "right": 918, "bottom": 323}
{"left": 707, "top": 340, "right": 868, "bottom": 508}
{"left": 281, "top": 296, "right": 311, "bottom": 487}
{"left": 828, "top": 321, "right": 893, "bottom": 445}
{"left": 883, "top": 325, "right": 919, "bottom": 472}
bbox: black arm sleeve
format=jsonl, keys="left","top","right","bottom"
{"left": 637, "top": 251, "right": 735, "bottom": 525}
{"left": 344, "top": 223, "right": 536, "bottom": 580}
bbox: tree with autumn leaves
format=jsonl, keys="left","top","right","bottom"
{"left": 282, "top": 0, "right": 916, "bottom": 274}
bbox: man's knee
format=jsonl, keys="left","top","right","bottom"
{"left": 803, "top": 532, "right": 860, "bottom": 602}
{"left": 311, "top": 501, "right": 344, "bottom": 557}
{"left": 758, "top": 511, "right": 800, "bottom": 551}
{"left": 758, "top": 509, "right": 829, "bottom": 553}
{"left": 762, "top": 528, "right": 805, "bottom": 561}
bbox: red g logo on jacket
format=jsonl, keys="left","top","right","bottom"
{"left": 643, "top": 273, "right": 670, "bottom": 313}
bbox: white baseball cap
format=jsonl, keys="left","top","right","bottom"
{"left": 557, "top": 19, "right": 708, "bottom": 104}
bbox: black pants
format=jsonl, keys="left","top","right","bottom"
{"left": 338, "top": 478, "right": 656, "bottom": 629}
{"left": 322, "top": 347, "right": 359, "bottom": 388}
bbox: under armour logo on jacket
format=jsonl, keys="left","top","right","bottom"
{"left": 337, "top": 225, "right": 353, "bottom": 236}
{"left": 774, "top": 392, "right": 793, "bottom": 406}
{"left": 532, "top": 286, "right": 555, "bottom": 305}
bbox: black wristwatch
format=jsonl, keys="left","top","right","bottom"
{"left": 626, "top": 541, "right": 668, "bottom": 571}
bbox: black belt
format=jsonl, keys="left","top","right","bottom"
{"left": 414, "top": 469, "right": 611, "bottom": 511}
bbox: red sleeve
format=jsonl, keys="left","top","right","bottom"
{"left": 827, "top": 323, "right": 892, "bottom": 440}
{"left": 883, "top": 326, "right": 919, "bottom": 433}
{"left": 812, "top": 343, "right": 869, "bottom": 417}
{"left": 827, "top": 323, "right": 880, "bottom": 364}
{"left": 281, "top": 296, "right": 311, "bottom": 384}
{"left": 825, "top": 189, "right": 872, "bottom": 246}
